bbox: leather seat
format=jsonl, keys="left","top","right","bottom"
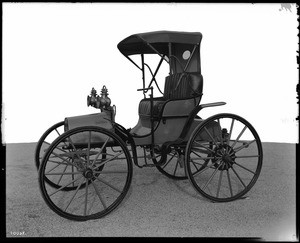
{"left": 138, "top": 98, "right": 166, "bottom": 117}
{"left": 139, "top": 72, "right": 203, "bottom": 118}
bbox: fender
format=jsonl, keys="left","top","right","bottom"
{"left": 179, "top": 102, "right": 226, "bottom": 140}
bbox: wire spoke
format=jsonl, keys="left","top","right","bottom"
{"left": 233, "top": 162, "right": 257, "bottom": 175}
{"left": 227, "top": 118, "right": 235, "bottom": 145}
{"left": 56, "top": 164, "right": 68, "bottom": 185}
{"left": 233, "top": 140, "right": 256, "bottom": 154}
{"left": 52, "top": 151, "right": 83, "bottom": 159}
{"left": 191, "top": 150, "right": 219, "bottom": 161}
{"left": 49, "top": 175, "right": 84, "bottom": 196}
{"left": 191, "top": 159, "right": 200, "bottom": 171}
{"left": 162, "top": 152, "right": 176, "bottom": 169}
{"left": 42, "top": 141, "right": 51, "bottom": 153}
{"left": 191, "top": 156, "right": 218, "bottom": 161}
{"left": 189, "top": 159, "right": 205, "bottom": 167}
{"left": 234, "top": 155, "right": 260, "bottom": 159}
{"left": 92, "top": 158, "right": 108, "bottom": 164}
{"left": 47, "top": 143, "right": 67, "bottom": 154}
{"left": 92, "top": 151, "right": 123, "bottom": 170}
{"left": 216, "top": 170, "right": 224, "bottom": 198}
{"left": 45, "top": 163, "right": 61, "bottom": 174}
{"left": 50, "top": 151, "right": 75, "bottom": 166}
{"left": 84, "top": 178, "right": 89, "bottom": 216}
{"left": 91, "top": 180, "right": 107, "bottom": 209}
{"left": 47, "top": 160, "right": 70, "bottom": 166}
{"left": 43, "top": 141, "right": 51, "bottom": 146}
{"left": 173, "top": 160, "right": 179, "bottom": 176}
{"left": 201, "top": 162, "right": 223, "bottom": 191}
{"left": 231, "top": 166, "right": 246, "bottom": 188}
{"left": 43, "top": 141, "right": 69, "bottom": 156}
{"left": 95, "top": 176, "right": 122, "bottom": 193}
{"left": 204, "top": 126, "right": 218, "bottom": 146}
{"left": 66, "top": 136, "right": 84, "bottom": 162}
{"left": 231, "top": 125, "right": 247, "bottom": 148}
{"left": 193, "top": 141, "right": 215, "bottom": 153}
{"left": 191, "top": 160, "right": 216, "bottom": 177}
{"left": 45, "top": 171, "right": 82, "bottom": 176}
{"left": 87, "top": 131, "right": 91, "bottom": 164}
{"left": 54, "top": 128, "right": 61, "bottom": 137}
{"left": 227, "top": 169, "right": 233, "bottom": 197}
{"left": 91, "top": 137, "right": 110, "bottom": 167}
{"left": 191, "top": 147, "right": 211, "bottom": 155}
{"left": 64, "top": 177, "right": 85, "bottom": 212}
{"left": 71, "top": 164, "right": 75, "bottom": 187}
{"left": 95, "top": 170, "right": 128, "bottom": 174}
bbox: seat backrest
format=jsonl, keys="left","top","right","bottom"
{"left": 164, "top": 72, "right": 203, "bottom": 100}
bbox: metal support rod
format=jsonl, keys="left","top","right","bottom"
{"left": 144, "top": 63, "right": 164, "bottom": 95}
{"left": 146, "top": 42, "right": 169, "bottom": 63}
{"left": 183, "top": 44, "right": 198, "bottom": 72}
{"left": 141, "top": 54, "right": 146, "bottom": 98}
{"left": 124, "top": 55, "right": 142, "bottom": 70}
{"left": 143, "top": 147, "right": 148, "bottom": 166}
{"left": 147, "top": 55, "right": 165, "bottom": 91}
{"left": 174, "top": 44, "right": 199, "bottom": 91}
{"left": 168, "top": 42, "right": 172, "bottom": 75}
{"left": 149, "top": 87, "right": 155, "bottom": 147}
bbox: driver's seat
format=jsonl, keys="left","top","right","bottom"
{"left": 138, "top": 72, "right": 203, "bottom": 119}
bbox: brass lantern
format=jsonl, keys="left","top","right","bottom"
{"left": 99, "top": 85, "right": 111, "bottom": 109}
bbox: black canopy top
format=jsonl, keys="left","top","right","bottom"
{"left": 117, "top": 30, "right": 202, "bottom": 56}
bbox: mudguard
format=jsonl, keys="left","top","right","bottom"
{"left": 64, "top": 111, "right": 114, "bottom": 145}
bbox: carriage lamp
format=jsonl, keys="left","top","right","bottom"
{"left": 87, "top": 85, "right": 111, "bottom": 110}
{"left": 87, "top": 87, "right": 99, "bottom": 108}
{"left": 99, "top": 85, "right": 111, "bottom": 109}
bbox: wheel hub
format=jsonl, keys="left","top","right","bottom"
{"left": 83, "top": 168, "right": 94, "bottom": 179}
{"left": 222, "top": 154, "right": 233, "bottom": 163}
{"left": 212, "top": 144, "right": 235, "bottom": 170}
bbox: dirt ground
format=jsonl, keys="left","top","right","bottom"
{"left": 5, "top": 142, "right": 296, "bottom": 240}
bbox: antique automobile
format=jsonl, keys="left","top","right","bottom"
{"left": 35, "top": 31, "right": 263, "bottom": 221}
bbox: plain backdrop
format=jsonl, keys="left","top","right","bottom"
{"left": 2, "top": 3, "right": 299, "bottom": 143}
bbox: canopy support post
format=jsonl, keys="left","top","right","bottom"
{"left": 168, "top": 42, "right": 172, "bottom": 75}
{"left": 141, "top": 54, "right": 146, "bottom": 98}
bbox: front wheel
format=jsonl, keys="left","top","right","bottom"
{"left": 185, "top": 113, "right": 263, "bottom": 202}
{"left": 39, "top": 126, "right": 133, "bottom": 221}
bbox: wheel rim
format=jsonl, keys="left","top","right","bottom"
{"left": 39, "top": 126, "right": 132, "bottom": 221}
{"left": 152, "top": 146, "right": 187, "bottom": 180}
{"left": 185, "top": 113, "right": 263, "bottom": 202}
{"left": 35, "top": 121, "right": 65, "bottom": 170}
{"left": 35, "top": 121, "right": 90, "bottom": 191}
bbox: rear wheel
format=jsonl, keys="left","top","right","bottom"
{"left": 151, "top": 146, "right": 187, "bottom": 180}
{"left": 35, "top": 121, "right": 105, "bottom": 191}
{"left": 185, "top": 113, "right": 263, "bottom": 202}
{"left": 35, "top": 121, "right": 64, "bottom": 170}
{"left": 39, "top": 126, "right": 133, "bottom": 221}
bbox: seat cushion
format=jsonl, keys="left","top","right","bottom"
{"left": 138, "top": 72, "right": 203, "bottom": 118}
{"left": 138, "top": 98, "right": 166, "bottom": 118}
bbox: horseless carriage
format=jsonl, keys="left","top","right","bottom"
{"left": 36, "top": 31, "right": 263, "bottom": 221}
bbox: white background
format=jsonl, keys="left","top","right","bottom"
{"left": 2, "top": 3, "right": 299, "bottom": 143}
